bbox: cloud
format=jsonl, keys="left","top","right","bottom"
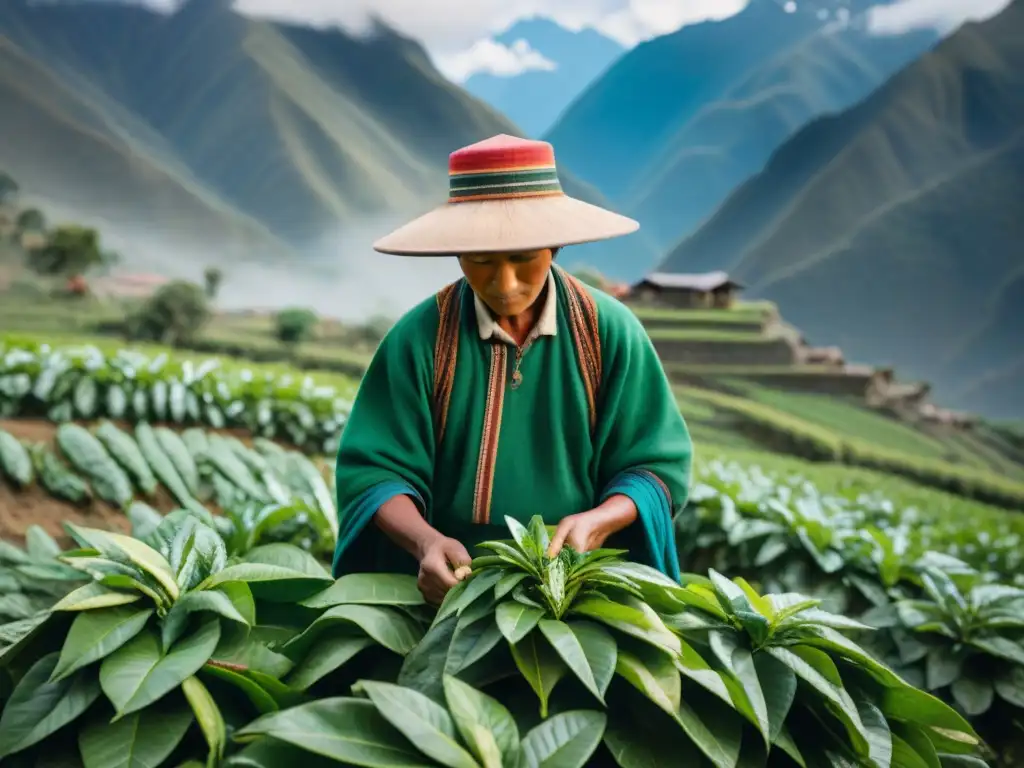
{"left": 438, "top": 38, "right": 556, "bottom": 83}
{"left": 227, "top": 0, "right": 751, "bottom": 53}
{"left": 866, "top": 0, "right": 1013, "bottom": 35}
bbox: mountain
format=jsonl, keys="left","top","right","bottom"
{"left": 662, "top": 0, "right": 1024, "bottom": 418}
{"left": 463, "top": 18, "right": 624, "bottom": 138}
{"left": 543, "top": 0, "right": 937, "bottom": 252}
{"left": 622, "top": 19, "right": 937, "bottom": 247}
{"left": 0, "top": 0, "right": 653, "bottom": 282}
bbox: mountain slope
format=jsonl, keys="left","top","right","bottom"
{"left": 623, "top": 18, "right": 937, "bottom": 247}
{"left": 464, "top": 18, "right": 624, "bottom": 138}
{"left": 0, "top": 0, "right": 654, "bottom": 277}
{"left": 544, "top": 0, "right": 833, "bottom": 201}
{"left": 661, "top": 1, "right": 1024, "bottom": 416}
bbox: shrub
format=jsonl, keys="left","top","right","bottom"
{"left": 274, "top": 308, "right": 318, "bottom": 345}
{"left": 126, "top": 280, "right": 210, "bottom": 346}
{"left": 0, "top": 514, "right": 987, "bottom": 767}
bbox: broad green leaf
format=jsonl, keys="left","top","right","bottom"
{"left": 443, "top": 675, "right": 520, "bottom": 768}
{"left": 51, "top": 582, "right": 141, "bottom": 612}
{"left": 182, "top": 675, "right": 226, "bottom": 768}
{"left": 225, "top": 738, "right": 338, "bottom": 767}
{"left": 100, "top": 619, "right": 221, "bottom": 717}
{"left": 359, "top": 680, "right": 479, "bottom": 768}
{"left": 284, "top": 604, "right": 422, "bottom": 657}
{"left": 495, "top": 572, "right": 528, "bottom": 599}
{"left": 161, "top": 590, "right": 250, "bottom": 651}
{"left": 567, "top": 621, "right": 617, "bottom": 699}
{"left": 993, "top": 665, "right": 1024, "bottom": 707}
{"left": 767, "top": 646, "right": 869, "bottom": 756}
{"left": 925, "top": 647, "right": 962, "bottom": 691}
{"left": 51, "top": 606, "right": 153, "bottom": 682}
{"left": 752, "top": 652, "right": 797, "bottom": 742}
{"left": 570, "top": 595, "right": 681, "bottom": 656}
{"left": 617, "top": 646, "right": 741, "bottom": 768}
{"left": 710, "top": 631, "right": 769, "bottom": 746}
{"left": 0, "top": 653, "right": 101, "bottom": 757}
{"left": 300, "top": 574, "right": 424, "bottom": 608}
{"left": 878, "top": 687, "right": 978, "bottom": 747}
{"left": 890, "top": 734, "right": 933, "bottom": 768}
{"left": 286, "top": 636, "right": 374, "bottom": 691}
{"left": 78, "top": 696, "right": 193, "bottom": 768}
{"left": 855, "top": 698, "right": 893, "bottom": 768}
{"left": 201, "top": 663, "right": 279, "bottom": 713}
{"left": 397, "top": 614, "right": 458, "bottom": 702}
{"left": 615, "top": 646, "right": 680, "bottom": 714}
{"left": 200, "top": 563, "right": 331, "bottom": 591}
{"left": 950, "top": 676, "right": 993, "bottom": 717}
{"left": 65, "top": 525, "right": 180, "bottom": 601}
{"left": 890, "top": 723, "right": 941, "bottom": 768}
{"left": 496, "top": 601, "right": 545, "bottom": 645}
{"left": 520, "top": 710, "right": 607, "bottom": 768}
{"left": 602, "top": 705, "right": 705, "bottom": 767}
{"left": 969, "top": 637, "right": 1024, "bottom": 666}
{"left": 539, "top": 619, "right": 604, "bottom": 703}
{"left": 447, "top": 608, "right": 504, "bottom": 675}
{"left": 676, "top": 637, "right": 733, "bottom": 705}
{"left": 511, "top": 630, "right": 567, "bottom": 718}
{"left": 504, "top": 516, "right": 536, "bottom": 556}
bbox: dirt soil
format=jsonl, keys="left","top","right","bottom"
{"left": 0, "top": 418, "right": 246, "bottom": 546}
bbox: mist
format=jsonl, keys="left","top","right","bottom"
{"left": 27, "top": 196, "right": 465, "bottom": 323}
{"left": 213, "top": 216, "right": 466, "bottom": 322}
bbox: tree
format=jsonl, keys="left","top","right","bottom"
{"left": 27, "top": 225, "right": 105, "bottom": 277}
{"left": 15, "top": 208, "right": 45, "bottom": 233}
{"left": 0, "top": 172, "right": 18, "bottom": 204}
{"left": 275, "top": 307, "right": 318, "bottom": 345}
{"left": 203, "top": 266, "right": 223, "bottom": 299}
{"left": 127, "top": 280, "right": 210, "bottom": 345}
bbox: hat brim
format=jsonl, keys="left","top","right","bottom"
{"left": 372, "top": 194, "right": 639, "bottom": 256}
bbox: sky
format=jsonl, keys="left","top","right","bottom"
{"left": 99, "top": 0, "right": 1018, "bottom": 81}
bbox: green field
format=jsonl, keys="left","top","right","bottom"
{"left": 2, "top": 288, "right": 1023, "bottom": 511}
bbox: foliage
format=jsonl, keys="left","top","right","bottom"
{"left": 203, "top": 267, "right": 224, "bottom": 300}
{"left": 0, "top": 527, "right": 84, "bottom": 625}
{"left": 127, "top": 280, "right": 211, "bottom": 346}
{"left": 0, "top": 513, "right": 989, "bottom": 767}
{"left": 274, "top": 308, "right": 318, "bottom": 345}
{"left": 0, "top": 519, "right": 333, "bottom": 766}
{"left": 0, "top": 341, "right": 351, "bottom": 454}
{"left": 684, "top": 458, "right": 1024, "bottom": 763}
{"left": 14, "top": 208, "right": 45, "bottom": 233}
{"left": 26, "top": 225, "right": 109, "bottom": 278}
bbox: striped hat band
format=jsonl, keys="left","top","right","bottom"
{"left": 447, "top": 135, "right": 564, "bottom": 204}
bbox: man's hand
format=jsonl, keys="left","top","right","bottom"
{"left": 417, "top": 534, "right": 472, "bottom": 605}
{"left": 548, "top": 495, "right": 638, "bottom": 559}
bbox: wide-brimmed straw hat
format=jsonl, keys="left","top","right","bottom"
{"left": 373, "top": 134, "right": 639, "bottom": 256}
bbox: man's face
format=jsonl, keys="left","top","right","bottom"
{"left": 458, "top": 248, "right": 554, "bottom": 317}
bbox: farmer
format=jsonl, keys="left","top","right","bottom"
{"left": 332, "top": 134, "right": 692, "bottom": 604}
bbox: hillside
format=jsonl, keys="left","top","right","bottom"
{"left": 0, "top": 0, "right": 654, "bottom": 279}
{"left": 661, "top": 0, "right": 1024, "bottom": 417}
{"left": 622, "top": 18, "right": 937, "bottom": 247}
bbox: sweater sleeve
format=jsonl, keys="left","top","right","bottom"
{"left": 592, "top": 295, "right": 693, "bottom": 581}
{"left": 331, "top": 299, "right": 438, "bottom": 577}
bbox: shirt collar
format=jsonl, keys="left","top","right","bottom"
{"left": 473, "top": 269, "right": 558, "bottom": 344}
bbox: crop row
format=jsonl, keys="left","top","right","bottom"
{"left": 0, "top": 421, "right": 337, "bottom": 560}
{"left": 678, "top": 386, "right": 1024, "bottom": 509}
{"left": 681, "top": 459, "right": 1024, "bottom": 764}
{"left": 0, "top": 514, "right": 992, "bottom": 767}
{"left": 0, "top": 341, "right": 351, "bottom": 455}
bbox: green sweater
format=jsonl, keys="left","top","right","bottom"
{"left": 333, "top": 266, "right": 692, "bottom": 580}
